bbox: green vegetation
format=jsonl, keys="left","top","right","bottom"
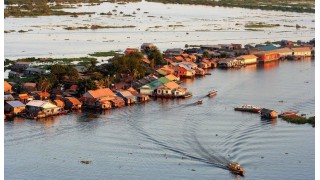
{"left": 4, "top": 0, "right": 96, "bottom": 18}
{"left": 64, "top": 25, "right": 135, "bottom": 30}
{"left": 281, "top": 116, "right": 315, "bottom": 127}
{"left": 145, "top": 0, "right": 315, "bottom": 13}
{"left": 245, "top": 29, "right": 264, "bottom": 31}
{"left": 245, "top": 22, "right": 281, "bottom": 28}
{"left": 146, "top": 47, "right": 166, "bottom": 68}
{"left": 14, "top": 57, "right": 96, "bottom": 65}
{"left": 89, "top": 51, "right": 119, "bottom": 57}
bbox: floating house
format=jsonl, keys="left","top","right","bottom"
{"left": 291, "top": 47, "right": 311, "bottom": 57}
{"left": 218, "top": 58, "right": 243, "bottom": 68}
{"left": 11, "top": 61, "right": 31, "bottom": 72}
{"left": 109, "top": 96, "right": 125, "bottom": 108}
{"left": 81, "top": 88, "right": 116, "bottom": 109}
{"left": 23, "top": 67, "right": 46, "bottom": 76}
{"left": 254, "top": 51, "right": 280, "bottom": 63}
{"left": 4, "top": 81, "right": 13, "bottom": 94}
{"left": 116, "top": 90, "right": 136, "bottom": 105}
{"left": 236, "top": 55, "right": 258, "bottom": 65}
{"left": 25, "top": 100, "right": 61, "bottom": 118}
{"left": 53, "top": 100, "right": 65, "bottom": 108}
{"left": 124, "top": 48, "right": 139, "bottom": 55}
{"left": 4, "top": 101, "right": 26, "bottom": 116}
{"left": 64, "top": 97, "right": 82, "bottom": 110}
{"left": 275, "top": 48, "right": 293, "bottom": 58}
{"left": 18, "top": 93, "right": 32, "bottom": 103}
{"left": 127, "top": 87, "right": 150, "bottom": 103}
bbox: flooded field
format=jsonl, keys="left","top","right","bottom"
{"left": 4, "top": 1, "right": 315, "bottom": 59}
{"left": 4, "top": 59, "right": 315, "bottom": 179}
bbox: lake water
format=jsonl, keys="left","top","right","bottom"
{"left": 4, "top": 59, "right": 315, "bottom": 179}
{"left": 4, "top": 1, "right": 314, "bottom": 59}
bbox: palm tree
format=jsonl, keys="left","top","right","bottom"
{"left": 38, "top": 77, "right": 52, "bottom": 99}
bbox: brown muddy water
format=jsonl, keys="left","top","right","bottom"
{"left": 4, "top": 59, "right": 315, "bottom": 179}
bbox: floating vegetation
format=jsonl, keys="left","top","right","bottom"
{"left": 281, "top": 116, "right": 315, "bottom": 127}
{"left": 245, "top": 28, "right": 264, "bottom": 31}
{"left": 18, "top": 30, "right": 28, "bottom": 33}
{"left": 168, "top": 24, "right": 184, "bottom": 28}
{"left": 284, "top": 25, "right": 295, "bottom": 27}
{"left": 80, "top": 160, "right": 92, "bottom": 164}
{"left": 64, "top": 25, "right": 136, "bottom": 30}
{"left": 245, "top": 22, "right": 281, "bottom": 28}
{"left": 296, "top": 24, "right": 307, "bottom": 28}
{"left": 89, "top": 51, "right": 119, "bottom": 57}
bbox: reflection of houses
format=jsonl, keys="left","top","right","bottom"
{"left": 4, "top": 81, "right": 13, "bottom": 94}
{"left": 63, "top": 97, "right": 82, "bottom": 110}
{"left": 236, "top": 55, "right": 258, "bottom": 65}
{"left": 26, "top": 100, "right": 61, "bottom": 118}
{"left": 116, "top": 90, "right": 136, "bottom": 105}
{"left": 5, "top": 101, "right": 26, "bottom": 116}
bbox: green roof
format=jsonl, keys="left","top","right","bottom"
{"left": 147, "top": 80, "right": 163, "bottom": 89}
{"left": 156, "top": 69, "right": 167, "bottom": 76}
{"left": 158, "top": 77, "right": 171, "bottom": 84}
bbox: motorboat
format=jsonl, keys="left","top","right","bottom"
{"left": 195, "top": 100, "right": 203, "bottom": 105}
{"left": 207, "top": 90, "right": 217, "bottom": 97}
{"left": 227, "top": 163, "right": 245, "bottom": 176}
{"left": 278, "top": 111, "right": 298, "bottom": 118}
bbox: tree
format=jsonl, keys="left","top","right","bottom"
{"left": 147, "top": 47, "right": 166, "bottom": 66}
{"left": 203, "top": 51, "right": 210, "bottom": 58}
{"left": 77, "top": 79, "right": 98, "bottom": 96}
{"left": 37, "top": 77, "right": 52, "bottom": 93}
{"left": 50, "top": 64, "right": 79, "bottom": 83}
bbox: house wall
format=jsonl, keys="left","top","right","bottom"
{"left": 243, "top": 58, "right": 257, "bottom": 65}
{"left": 140, "top": 88, "right": 154, "bottom": 95}
{"left": 293, "top": 51, "right": 311, "bottom": 56}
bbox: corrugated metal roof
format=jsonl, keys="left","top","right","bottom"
{"left": 158, "top": 77, "right": 171, "bottom": 84}
{"left": 6, "top": 101, "right": 26, "bottom": 107}
{"left": 26, "top": 100, "right": 57, "bottom": 108}
{"left": 257, "top": 45, "right": 278, "bottom": 51}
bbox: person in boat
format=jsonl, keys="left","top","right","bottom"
{"left": 227, "top": 163, "right": 245, "bottom": 176}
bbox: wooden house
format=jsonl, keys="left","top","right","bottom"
{"left": 4, "top": 94, "right": 15, "bottom": 101}
{"left": 23, "top": 82, "right": 37, "bottom": 93}
{"left": 23, "top": 67, "right": 46, "bottom": 76}
{"left": 109, "top": 96, "right": 125, "bottom": 108}
{"left": 53, "top": 99, "right": 65, "bottom": 108}
{"left": 139, "top": 80, "right": 163, "bottom": 96}
{"left": 11, "top": 61, "right": 31, "bottom": 72}
{"left": 195, "top": 68, "right": 205, "bottom": 76}
{"left": 254, "top": 51, "right": 280, "bottom": 63}
{"left": 156, "top": 81, "right": 180, "bottom": 98}
{"left": 81, "top": 88, "right": 116, "bottom": 109}
{"left": 291, "top": 47, "right": 311, "bottom": 57}
{"left": 8, "top": 71, "right": 21, "bottom": 78}
{"left": 274, "top": 47, "right": 293, "bottom": 58}
{"left": 218, "top": 58, "right": 243, "bottom": 68}
{"left": 236, "top": 55, "right": 258, "bottom": 65}
{"left": 127, "top": 87, "right": 150, "bottom": 103}
{"left": 33, "top": 91, "right": 50, "bottom": 100}
{"left": 25, "top": 100, "right": 61, "bottom": 118}
{"left": 200, "top": 45, "right": 221, "bottom": 51}
{"left": 164, "top": 48, "right": 184, "bottom": 56}
{"left": 63, "top": 97, "right": 82, "bottom": 110}
{"left": 4, "top": 81, "right": 13, "bottom": 94}
{"left": 116, "top": 90, "right": 136, "bottom": 105}
{"left": 18, "top": 93, "right": 32, "bottom": 103}
{"left": 4, "top": 101, "right": 26, "bottom": 116}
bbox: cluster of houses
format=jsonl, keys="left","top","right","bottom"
{"left": 4, "top": 39, "right": 314, "bottom": 120}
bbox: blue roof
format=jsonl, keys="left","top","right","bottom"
{"left": 6, "top": 101, "right": 26, "bottom": 107}
{"left": 258, "top": 45, "right": 278, "bottom": 51}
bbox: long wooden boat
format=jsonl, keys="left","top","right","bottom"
{"left": 227, "top": 163, "right": 245, "bottom": 176}
{"left": 278, "top": 111, "right": 298, "bottom": 118}
{"left": 183, "top": 92, "right": 193, "bottom": 98}
{"left": 234, "top": 105, "right": 261, "bottom": 113}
